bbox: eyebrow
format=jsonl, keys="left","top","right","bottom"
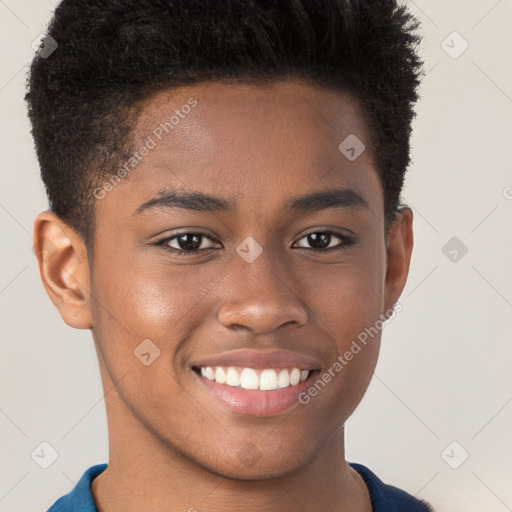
{"left": 134, "top": 187, "right": 369, "bottom": 216}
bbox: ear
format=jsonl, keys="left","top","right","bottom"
{"left": 33, "top": 211, "right": 93, "bottom": 330}
{"left": 383, "top": 206, "right": 414, "bottom": 315}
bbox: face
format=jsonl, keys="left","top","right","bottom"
{"left": 37, "top": 80, "right": 413, "bottom": 480}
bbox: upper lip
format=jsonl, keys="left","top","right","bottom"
{"left": 190, "top": 349, "right": 322, "bottom": 370}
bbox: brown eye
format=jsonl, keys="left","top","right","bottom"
{"left": 157, "top": 232, "right": 220, "bottom": 255}
{"left": 293, "top": 230, "right": 355, "bottom": 251}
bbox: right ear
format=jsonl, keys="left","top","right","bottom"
{"left": 33, "top": 211, "right": 93, "bottom": 330}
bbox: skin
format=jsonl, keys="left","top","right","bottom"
{"left": 33, "top": 80, "right": 413, "bottom": 512}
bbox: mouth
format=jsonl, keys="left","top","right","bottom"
{"left": 191, "top": 365, "right": 320, "bottom": 416}
{"left": 192, "top": 365, "right": 312, "bottom": 390}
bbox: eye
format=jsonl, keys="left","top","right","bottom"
{"left": 293, "top": 229, "right": 356, "bottom": 251}
{"left": 156, "top": 232, "right": 221, "bottom": 256}
{"left": 155, "top": 229, "right": 355, "bottom": 256}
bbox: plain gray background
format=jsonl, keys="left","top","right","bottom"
{"left": 1, "top": 1, "right": 511, "bottom": 511}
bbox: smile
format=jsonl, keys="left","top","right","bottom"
{"left": 192, "top": 365, "right": 319, "bottom": 416}
{"left": 194, "top": 366, "right": 310, "bottom": 391}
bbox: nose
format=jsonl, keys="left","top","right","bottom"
{"left": 217, "top": 250, "right": 308, "bottom": 334}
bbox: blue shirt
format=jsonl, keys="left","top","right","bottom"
{"left": 47, "top": 462, "right": 433, "bottom": 511}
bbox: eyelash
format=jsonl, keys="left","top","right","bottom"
{"left": 156, "top": 229, "right": 356, "bottom": 256}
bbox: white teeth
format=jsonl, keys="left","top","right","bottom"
{"left": 277, "top": 369, "right": 290, "bottom": 388}
{"left": 240, "top": 368, "right": 259, "bottom": 390}
{"left": 259, "top": 369, "right": 278, "bottom": 390}
{"left": 225, "top": 367, "right": 241, "bottom": 386}
{"left": 215, "top": 367, "right": 226, "bottom": 384}
{"left": 197, "top": 366, "right": 310, "bottom": 390}
{"left": 289, "top": 368, "right": 301, "bottom": 386}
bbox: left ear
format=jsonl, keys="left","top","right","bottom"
{"left": 383, "top": 206, "right": 414, "bottom": 315}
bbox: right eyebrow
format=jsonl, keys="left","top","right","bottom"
{"left": 134, "top": 190, "right": 235, "bottom": 216}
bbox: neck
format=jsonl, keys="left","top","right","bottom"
{"left": 92, "top": 398, "right": 371, "bottom": 512}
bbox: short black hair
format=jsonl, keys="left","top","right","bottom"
{"left": 25, "top": 0, "right": 423, "bottom": 250}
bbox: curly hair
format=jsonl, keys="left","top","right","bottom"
{"left": 25, "top": 0, "right": 424, "bottom": 249}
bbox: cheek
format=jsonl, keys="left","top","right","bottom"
{"left": 295, "top": 250, "right": 385, "bottom": 417}
{"left": 301, "top": 249, "right": 386, "bottom": 343}
{"left": 92, "top": 255, "right": 204, "bottom": 337}
{"left": 89, "top": 260, "right": 196, "bottom": 417}
{"left": 89, "top": 253, "right": 214, "bottom": 407}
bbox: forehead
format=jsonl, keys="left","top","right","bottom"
{"left": 136, "top": 80, "right": 372, "bottom": 170}
{"left": 97, "top": 80, "right": 382, "bottom": 222}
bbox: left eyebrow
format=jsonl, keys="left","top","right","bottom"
{"left": 134, "top": 187, "right": 369, "bottom": 216}
{"left": 285, "top": 188, "right": 369, "bottom": 213}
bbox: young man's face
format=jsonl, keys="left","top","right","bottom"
{"left": 38, "top": 80, "right": 413, "bottom": 479}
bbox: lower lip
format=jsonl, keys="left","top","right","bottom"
{"left": 193, "top": 370, "right": 318, "bottom": 417}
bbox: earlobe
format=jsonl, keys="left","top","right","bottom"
{"left": 33, "top": 211, "right": 93, "bottom": 330}
{"left": 383, "top": 207, "right": 414, "bottom": 313}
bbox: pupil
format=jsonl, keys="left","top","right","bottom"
{"left": 308, "top": 233, "right": 330, "bottom": 249}
{"left": 178, "top": 234, "right": 201, "bottom": 251}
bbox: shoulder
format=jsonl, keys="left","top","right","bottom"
{"left": 46, "top": 463, "right": 107, "bottom": 512}
{"left": 349, "top": 462, "right": 434, "bottom": 512}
